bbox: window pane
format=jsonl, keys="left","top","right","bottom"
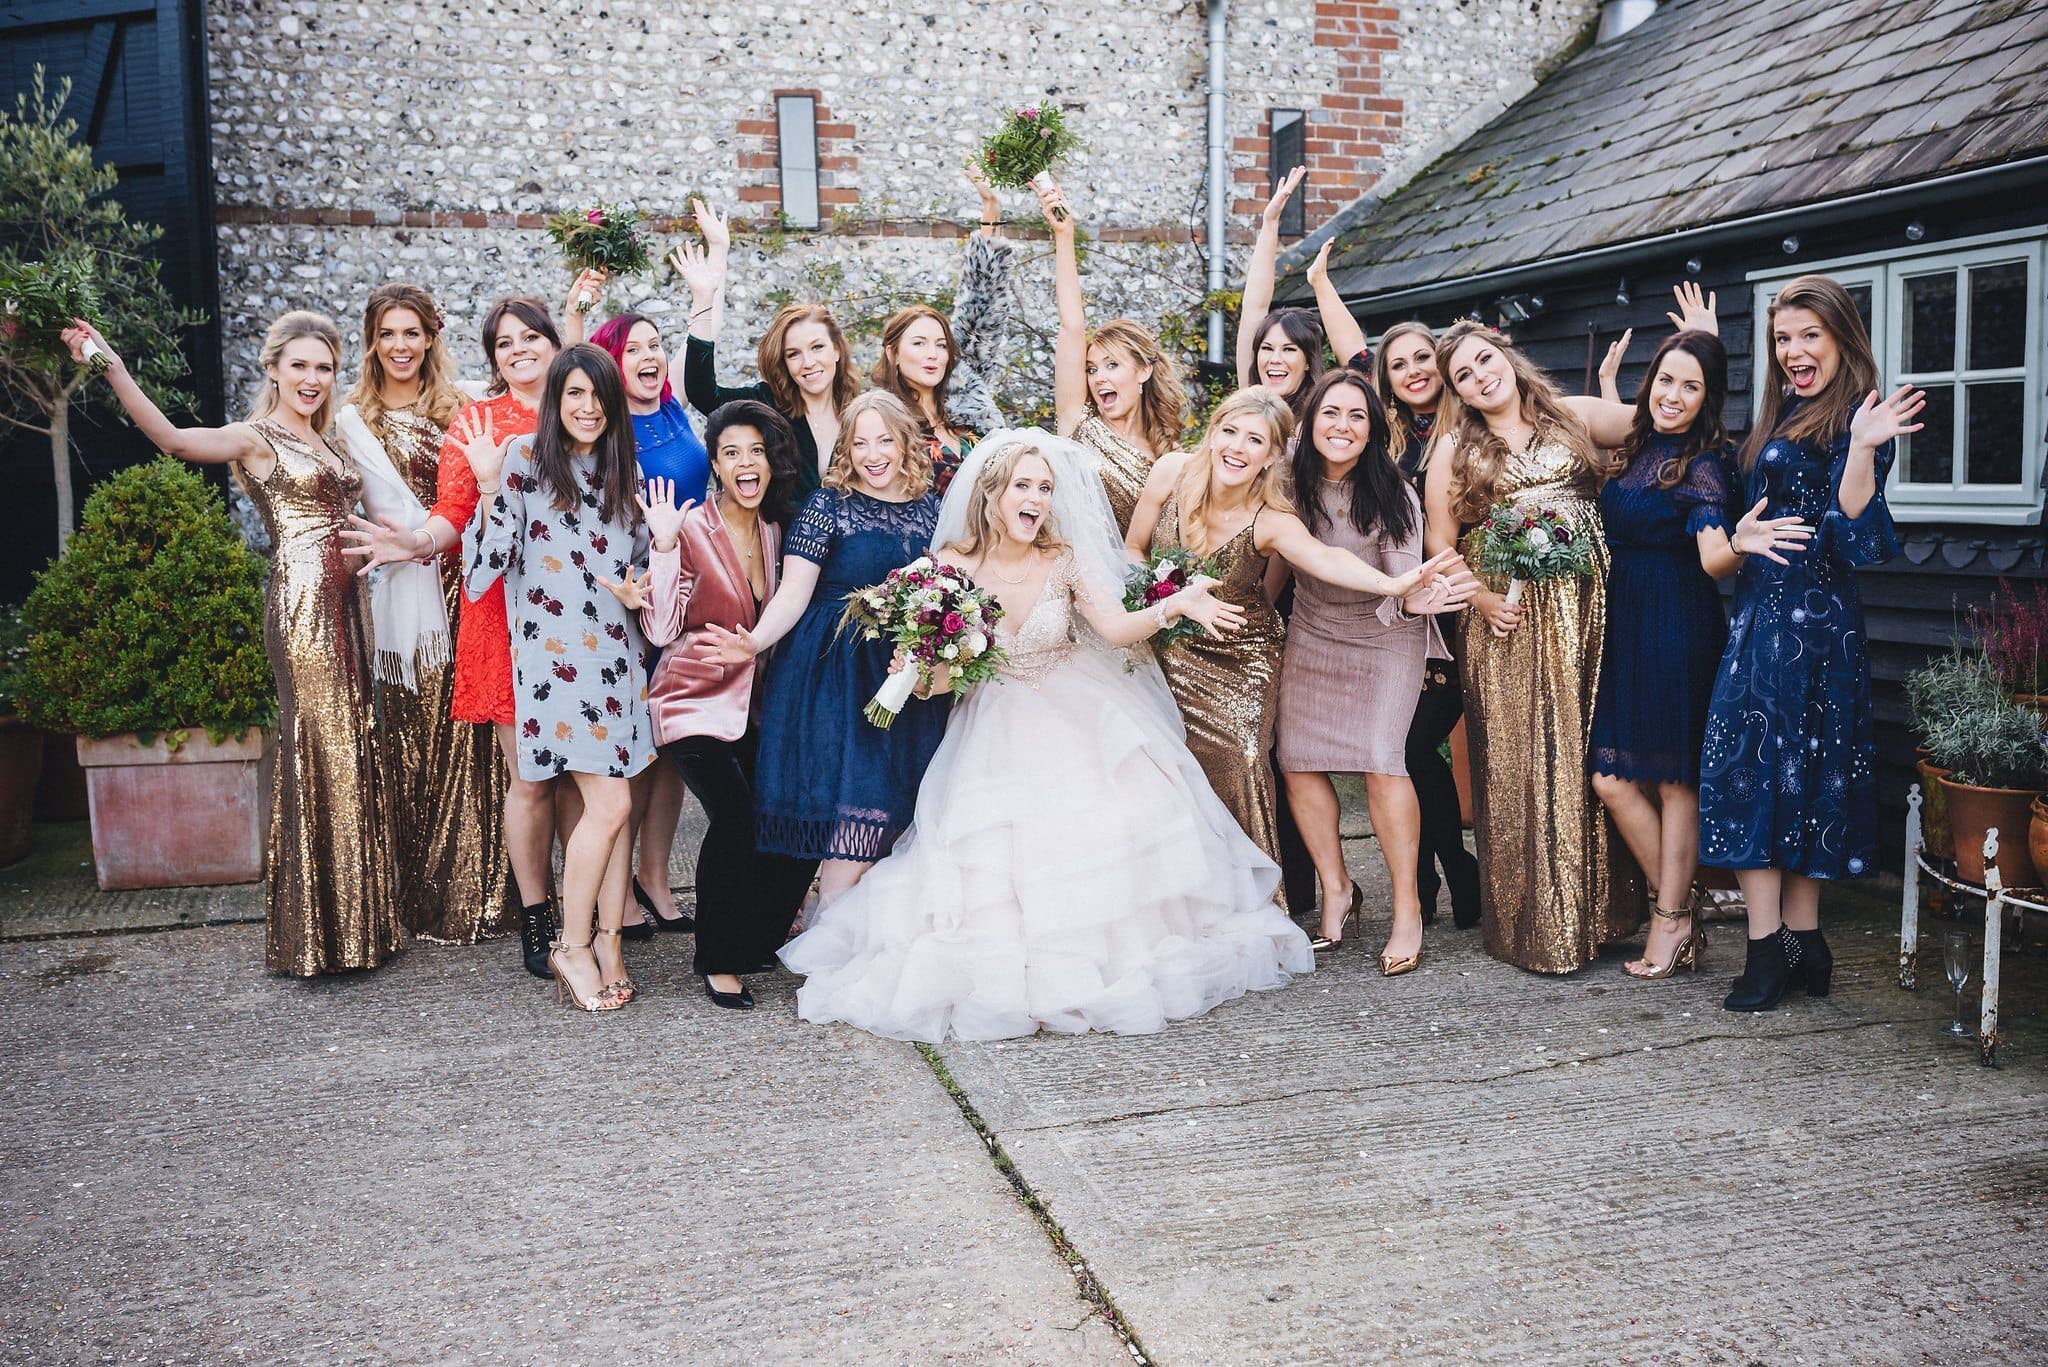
{"left": 1846, "top": 283, "right": 1872, "bottom": 333}
{"left": 776, "top": 95, "right": 820, "bottom": 230}
{"left": 1968, "top": 261, "right": 2029, "bottom": 371}
{"left": 1965, "top": 380, "right": 2025, "bottom": 485}
{"left": 1901, "top": 384, "right": 1955, "bottom": 484}
{"left": 1270, "top": 109, "right": 1305, "bottom": 238}
{"left": 1902, "top": 271, "right": 1957, "bottom": 373}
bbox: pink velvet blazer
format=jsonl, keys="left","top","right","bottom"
{"left": 641, "top": 499, "right": 782, "bottom": 745}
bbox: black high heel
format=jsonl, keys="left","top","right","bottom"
{"left": 702, "top": 975, "right": 755, "bottom": 1011}
{"left": 1723, "top": 931, "right": 1791, "bottom": 1012}
{"left": 1782, "top": 926, "right": 1832, "bottom": 997}
{"left": 1445, "top": 847, "right": 1482, "bottom": 930}
{"left": 633, "top": 878, "right": 696, "bottom": 933}
{"left": 517, "top": 900, "right": 555, "bottom": 980}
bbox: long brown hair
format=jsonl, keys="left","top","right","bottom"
{"left": 248, "top": 310, "right": 344, "bottom": 433}
{"left": 1089, "top": 319, "right": 1186, "bottom": 457}
{"left": 1373, "top": 320, "right": 1437, "bottom": 466}
{"left": 947, "top": 437, "right": 1071, "bottom": 561}
{"left": 529, "top": 345, "right": 639, "bottom": 527}
{"left": 1291, "top": 369, "right": 1413, "bottom": 544}
{"left": 871, "top": 303, "right": 960, "bottom": 433}
{"left": 1619, "top": 330, "right": 1729, "bottom": 491}
{"left": 1176, "top": 387, "right": 1297, "bottom": 555}
{"left": 478, "top": 296, "right": 561, "bottom": 397}
{"left": 1739, "top": 273, "right": 1877, "bottom": 471}
{"left": 1435, "top": 321, "right": 1596, "bottom": 525}
{"left": 758, "top": 302, "right": 861, "bottom": 419}
{"left": 346, "top": 283, "right": 467, "bottom": 431}
{"left": 822, "top": 389, "right": 934, "bottom": 500}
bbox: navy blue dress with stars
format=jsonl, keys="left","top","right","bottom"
{"left": 1697, "top": 409, "right": 1897, "bottom": 877}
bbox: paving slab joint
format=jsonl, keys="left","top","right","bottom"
{"left": 917, "top": 1043, "right": 1154, "bottom": 1366}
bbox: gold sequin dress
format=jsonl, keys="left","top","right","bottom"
{"left": 241, "top": 420, "right": 400, "bottom": 975}
{"left": 1074, "top": 414, "right": 1154, "bottom": 533}
{"left": 1150, "top": 491, "right": 1289, "bottom": 883}
{"left": 1456, "top": 428, "right": 1638, "bottom": 973}
{"left": 372, "top": 406, "right": 511, "bottom": 942}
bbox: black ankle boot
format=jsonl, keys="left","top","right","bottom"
{"left": 1723, "top": 931, "right": 1791, "bottom": 1012}
{"left": 1446, "top": 849, "right": 1482, "bottom": 930}
{"left": 1783, "top": 926, "right": 1832, "bottom": 997}
{"left": 518, "top": 901, "right": 555, "bottom": 980}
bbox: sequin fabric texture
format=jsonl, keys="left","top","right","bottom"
{"left": 373, "top": 406, "right": 511, "bottom": 943}
{"left": 1074, "top": 413, "right": 1154, "bottom": 534}
{"left": 1699, "top": 423, "right": 1897, "bottom": 877}
{"left": 240, "top": 420, "right": 401, "bottom": 975}
{"left": 1457, "top": 430, "right": 1637, "bottom": 973}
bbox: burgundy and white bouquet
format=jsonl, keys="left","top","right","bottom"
{"left": 1123, "top": 548, "right": 1219, "bottom": 652}
{"left": 841, "top": 557, "right": 1007, "bottom": 728}
{"left": 978, "top": 102, "right": 1083, "bottom": 220}
{"left": 1474, "top": 501, "right": 1594, "bottom": 637}
{"left": 544, "top": 204, "right": 656, "bottom": 312}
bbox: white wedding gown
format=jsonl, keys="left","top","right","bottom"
{"left": 780, "top": 552, "right": 1314, "bottom": 1043}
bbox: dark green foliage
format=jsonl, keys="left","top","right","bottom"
{"left": 0, "top": 603, "right": 26, "bottom": 716}
{"left": 13, "top": 460, "right": 273, "bottom": 740}
{"left": 544, "top": 204, "right": 656, "bottom": 276}
{"left": 977, "top": 105, "right": 1083, "bottom": 192}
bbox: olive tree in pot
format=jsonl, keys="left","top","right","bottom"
{"left": 1923, "top": 677, "right": 2048, "bottom": 890}
{"left": 0, "top": 604, "right": 41, "bottom": 865}
{"left": 12, "top": 459, "right": 274, "bottom": 889}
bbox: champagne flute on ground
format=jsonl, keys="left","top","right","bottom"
{"left": 1941, "top": 930, "right": 1973, "bottom": 1037}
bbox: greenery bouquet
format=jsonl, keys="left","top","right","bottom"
{"left": 978, "top": 104, "right": 1082, "bottom": 220}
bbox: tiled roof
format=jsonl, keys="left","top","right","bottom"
{"left": 1307, "top": 0, "right": 2048, "bottom": 302}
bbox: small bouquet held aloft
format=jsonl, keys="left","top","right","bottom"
{"left": 2, "top": 257, "right": 108, "bottom": 372}
{"left": 978, "top": 103, "right": 1083, "bottom": 219}
{"left": 544, "top": 205, "right": 656, "bottom": 311}
{"left": 1124, "top": 548, "right": 1218, "bottom": 653}
{"left": 1474, "top": 501, "right": 1594, "bottom": 637}
{"left": 841, "top": 557, "right": 1007, "bottom": 728}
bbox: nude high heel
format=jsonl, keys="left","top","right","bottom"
{"left": 549, "top": 936, "right": 627, "bottom": 1013}
{"left": 1310, "top": 883, "right": 1364, "bottom": 953}
{"left": 1624, "top": 894, "right": 1706, "bottom": 980}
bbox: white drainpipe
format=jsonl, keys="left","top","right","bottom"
{"left": 1205, "top": 0, "right": 1229, "bottom": 365}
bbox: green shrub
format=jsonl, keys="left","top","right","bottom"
{"left": 0, "top": 603, "right": 26, "bottom": 716}
{"left": 1904, "top": 647, "right": 2005, "bottom": 744}
{"left": 13, "top": 458, "right": 273, "bottom": 740}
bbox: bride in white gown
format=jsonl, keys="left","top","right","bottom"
{"left": 777, "top": 430, "right": 1315, "bottom": 1042}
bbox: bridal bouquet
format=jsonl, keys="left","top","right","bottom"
{"left": 1124, "top": 548, "right": 1218, "bottom": 652}
{"left": 1474, "top": 502, "right": 1593, "bottom": 637}
{"left": 978, "top": 103, "right": 1083, "bottom": 219}
{"left": 2, "top": 258, "right": 108, "bottom": 371}
{"left": 544, "top": 204, "right": 655, "bottom": 312}
{"left": 841, "top": 558, "right": 1007, "bottom": 728}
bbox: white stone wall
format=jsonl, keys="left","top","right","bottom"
{"left": 207, "top": 0, "right": 1597, "bottom": 407}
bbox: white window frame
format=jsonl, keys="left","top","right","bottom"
{"left": 1749, "top": 228, "right": 2046, "bottom": 525}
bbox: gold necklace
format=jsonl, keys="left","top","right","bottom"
{"left": 982, "top": 551, "right": 1033, "bottom": 585}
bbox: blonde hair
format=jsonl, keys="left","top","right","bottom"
{"left": 345, "top": 284, "right": 467, "bottom": 432}
{"left": 822, "top": 389, "right": 934, "bottom": 499}
{"left": 1373, "top": 320, "right": 1437, "bottom": 467}
{"left": 1088, "top": 319, "right": 1187, "bottom": 457}
{"left": 947, "top": 437, "right": 1070, "bottom": 561}
{"left": 1175, "top": 387, "right": 1296, "bottom": 555}
{"left": 758, "top": 302, "right": 861, "bottom": 419}
{"left": 248, "top": 310, "right": 345, "bottom": 434}
{"left": 1434, "top": 321, "right": 1598, "bottom": 524}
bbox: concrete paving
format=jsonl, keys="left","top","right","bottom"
{"left": 3, "top": 807, "right": 2044, "bottom": 1366}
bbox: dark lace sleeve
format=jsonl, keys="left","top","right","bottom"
{"left": 1675, "top": 447, "right": 1733, "bottom": 535}
{"left": 784, "top": 489, "right": 840, "bottom": 566}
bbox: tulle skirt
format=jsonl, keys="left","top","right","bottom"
{"left": 780, "top": 647, "right": 1314, "bottom": 1043}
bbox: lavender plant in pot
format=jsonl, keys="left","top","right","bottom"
{"left": 1925, "top": 684, "right": 2048, "bottom": 889}
{"left": 1904, "top": 648, "right": 2001, "bottom": 861}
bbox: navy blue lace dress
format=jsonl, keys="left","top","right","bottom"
{"left": 1588, "top": 435, "right": 1731, "bottom": 786}
{"left": 755, "top": 487, "right": 950, "bottom": 861}
{"left": 1698, "top": 413, "right": 1897, "bottom": 877}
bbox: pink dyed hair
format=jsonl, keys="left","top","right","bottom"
{"left": 589, "top": 312, "right": 672, "bottom": 405}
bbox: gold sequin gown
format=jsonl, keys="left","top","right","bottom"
{"left": 241, "top": 420, "right": 400, "bottom": 975}
{"left": 1456, "top": 429, "right": 1639, "bottom": 973}
{"left": 1074, "top": 413, "right": 1153, "bottom": 533}
{"left": 1150, "top": 492, "right": 1288, "bottom": 887}
{"left": 372, "top": 407, "right": 511, "bottom": 942}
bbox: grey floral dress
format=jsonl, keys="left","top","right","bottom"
{"left": 463, "top": 437, "right": 656, "bottom": 781}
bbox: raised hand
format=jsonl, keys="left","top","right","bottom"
{"left": 966, "top": 158, "right": 1000, "bottom": 214}
{"left": 1306, "top": 240, "right": 1334, "bottom": 293}
{"left": 1666, "top": 281, "right": 1718, "bottom": 336}
{"left": 1598, "top": 328, "right": 1633, "bottom": 401}
{"left": 59, "top": 319, "right": 120, "bottom": 374}
{"left": 597, "top": 565, "right": 653, "bottom": 612}
{"left": 693, "top": 197, "right": 730, "bottom": 255}
{"left": 667, "top": 240, "right": 724, "bottom": 299}
{"left": 1850, "top": 384, "right": 1927, "bottom": 453}
{"left": 1174, "top": 575, "right": 1247, "bottom": 639}
{"left": 1730, "top": 497, "right": 1814, "bottom": 566}
{"left": 699, "top": 622, "right": 759, "bottom": 665}
{"left": 341, "top": 513, "right": 432, "bottom": 574}
{"left": 458, "top": 410, "right": 508, "bottom": 490}
{"left": 636, "top": 476, "right": 692, "bottom": 552}
{"left": 1261, "top": 165, "right": 1306, "bottom": 233}
{"left": 567, "top": 266, "right": 608, "bottom": 317}
{"left": 1033, "top": 178, "right": 1074, "bottom": 238}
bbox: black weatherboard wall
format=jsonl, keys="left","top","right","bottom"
{"left": 0, "top": 0, "right": 222, "bottom": 603}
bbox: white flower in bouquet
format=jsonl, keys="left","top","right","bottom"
{"left": 863, "top": 591, "right": 886, "bottom": 609}
{"left": 963, "top": 630, "right": 988, "bottom": 658}
{"left": 942, "top": 644, "right": 960, "bottom": 661}
{"left": 1525, "top": 526, "right": 1551, "bottom": 549}
{"left": 906, "top": 556, "right": 933, "bottom": 572}
{"left": 1153, "top": 561, "right": 1177, "bottom": 582}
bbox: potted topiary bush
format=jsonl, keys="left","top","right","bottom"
{"left": 1923, "top": 677, "right": 2048, "bottom": 890}
{"left": 0, "top": 603, "right": 41, "bottom": 865}
{"left": 12, "top": 458, "right": 274, "bottom": 889}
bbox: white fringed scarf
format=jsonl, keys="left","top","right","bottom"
{"left": 336, "top": 404, "right": 451, "bottom": 691}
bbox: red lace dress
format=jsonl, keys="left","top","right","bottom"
{"left": 432, "top": 391, "right": 539, "bottom": 724}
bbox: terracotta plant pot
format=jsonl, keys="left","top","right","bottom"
{"left": 2031, "top": 797, "right": 2048, "bottom": 892}
{"left": 75, "top": 729, "right": 269, "bottom": 890}
{"left": 0, "top": 715, "right": 44, "bottom": 866}
{"left": 1938, "top": 774, "right": 2040, "bottom": 890}
{"left": 1916, "top": 756, "right": 1955, "bottom": 859}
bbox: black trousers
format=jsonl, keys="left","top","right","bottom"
{"left": 663, "top": 729, "right": 818, "bottom": 977}
{"left": 1404, "top": 658, "right": 1481, "bottom": 926}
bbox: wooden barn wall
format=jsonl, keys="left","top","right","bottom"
{"left": 1351, "top": 181, "right": 2048, "bottom": 871}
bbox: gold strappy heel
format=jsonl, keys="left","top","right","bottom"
{"left": 549, "top": 936, "right": 627, "bottom": 1013}
{"left": 1624, "top": 892, "right": 1706, "bottom": 980}
{"left": 592, "top": 925, "right": 637, "bottom": 1004}
{"left": 1310, "top": 883, "right": 1364, "bottom": 952}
